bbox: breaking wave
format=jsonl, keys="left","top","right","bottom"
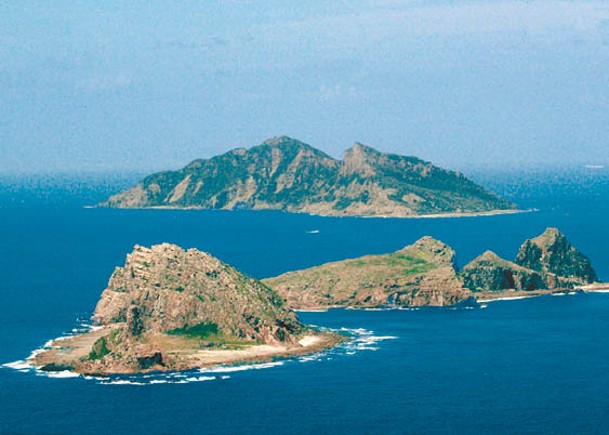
{"left": 2, "top": 325, "right": 396, "bottom": 386}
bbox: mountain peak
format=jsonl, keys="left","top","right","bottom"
{"left": 348, "top": 142, "right": 379, "bottom": 153}
{"left": 342, "top": 142, "right": 382, "bottom": 176}
{"left": 101, "top": 137, "right": 516, "bottom": 217}
{"left": 408, "top": 236, "right": 456, "bottom": 266}
{"left": 262, "top": 135, "right": 303, "bottom": 147}
{"left": 516, "top": 227, "right": 597, "bottom": 285}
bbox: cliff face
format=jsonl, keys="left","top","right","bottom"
{"left": 101, "top": 136, "right": 515, "bottom": 217}
{"left": 461, "top": 251, "right": 545, "bottom": 292}
{"left": 94, "top": 243, "right": 304, "bottom": 345}
{"left": 32, "top": 244, "right": 337, "bottom": 375}
{"left": 264, "top": 227, "right": 599, "bottom": 309}
{"left": 263, "top": 237, "right": 472, "bottom": 309}
{"left": 516, "top": 228, "right": 598, "bottom": 288}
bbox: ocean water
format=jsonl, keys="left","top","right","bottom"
{"left": 1, "top": 168, "right": 608, "bottom": 434}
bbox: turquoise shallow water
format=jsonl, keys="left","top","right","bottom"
{"left": 0, "top": 169, "right": 608, "bottom": 434}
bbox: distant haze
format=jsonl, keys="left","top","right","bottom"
{"left": 2, "top": 1, "right": 609, "bottom": 174}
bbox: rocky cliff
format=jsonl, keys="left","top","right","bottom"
{"left": 516, "top": 228, "right": 598, "bottom": 288}
{"left": 461, "top": 251, "right": 545, "bottom": 292}
{"left": 263, "top": 237, "right": 473, "bottom": 309}
{"left": 33, "top": 244, "right": 338, "bottom": 375}
{"left": 264, "top": 228, "right": 600, "bottom": 308}
{"left": 101, "top": 136, "right": 515, "bottom": 217}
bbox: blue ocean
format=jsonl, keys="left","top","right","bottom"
{"left": 1, "top": 168, "right": 608, "bottom": 434}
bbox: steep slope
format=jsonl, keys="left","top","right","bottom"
{"left": 93, "top": 244, "right": 304, "bottom": 344}
{"left": 516, "top": 228, "right": 598, "bottom": 288}
{"left": 263, "top": 237, "right": 472, "bottom": 309}
{"left": 32, "top": 244, "right": 338, "bottom": 375}
{"left": 461, "top": 251, "right": 545, "bottom": 292}
{"left": 101, "top": 136, "right": 515, "bottom": 217}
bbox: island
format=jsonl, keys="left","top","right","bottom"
{"left": 100, "top": 136, "right": 516, "bottom": 217}
{"left": 30, "top": 228, "right": 601, "bottom": 376}
{"left": 263, "top": 228, "right": 601, "bottom": 309}
{"left": 32, "top": 244, "right": 342, "bottom": 375}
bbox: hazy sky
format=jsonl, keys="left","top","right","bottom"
{"left": 2, "top": 1, "right": 609, "bottom": 174}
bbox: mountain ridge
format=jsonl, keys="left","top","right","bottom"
{"left": 100, "top": 136, "right": 516, "bottom": 217}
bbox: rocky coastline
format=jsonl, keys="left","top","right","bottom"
{"left": 28, "top": 227, "right": 602, "bottom": 376}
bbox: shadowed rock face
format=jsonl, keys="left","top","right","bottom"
{"left": 516, "top": 228, "right": 598, "bottom": 287}
{"left": 263, "top": 236, "right": 472, "bottom": 309}
{"left": 264, "top": 227, "right": 599, "bottom": 309}
{"left": 94, "top": 243, "right": 304, "bottom": 345}
{"left": 461, "top": 251, "right": 545, "bottom": 292}
{"left": 100, "top": 136, "right": 515, "bottom": 217}
{"left": 32, "top": 244, "right": 343, "bottom": 375}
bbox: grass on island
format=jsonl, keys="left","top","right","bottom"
{"left": 166, "top": 322, "right": 261, "bottom": 349}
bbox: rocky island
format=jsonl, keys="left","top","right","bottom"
{"left": 32, "top": 244, "right": 341, "bottom": 375}
{"left": 30, "top": 228, "right": 600, "bottom": 375}
{"left": 101, "top": 136, "right": 516, "bottom": 217}
{"left": 263, "top": 236, "right": 473, "bottom": 309}
{"left": 264, "top": 228, "right": 601, "bottom": 309}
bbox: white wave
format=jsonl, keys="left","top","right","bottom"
{"left": 44, "top": 370, "right": 80, "bottom": 379}
{"left": 102, "top": 380, "right": 146, "bottom": 386}
{"left": 478, "top": 296, "right": 534, "bottom": 303}
{"left": 221, "top": 375, "right": 230, "bottom": 380}
{"left": 201, "top": 361, "right": 285, "bottom": 374}
{"left": 184, "top": 376, "right": 216, "bottom": 382}
{"left": 2, "top": 360, "right": 31, "bottom": 371}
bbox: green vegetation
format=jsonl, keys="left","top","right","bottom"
{"left": 89, "top": 336, "right": 111, "bottom": 361}
{"left": 168, "top": 322, "right": 219, "bottom": 339}
{"left": 102, "top": 136, "right": 515, "bottom": 216}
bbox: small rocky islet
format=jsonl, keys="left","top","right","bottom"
{"left": 32, "top": 227, "right": 601, "bottom": 376}
{"left": 264, "top": 227, "right": 600, "bottom": 309}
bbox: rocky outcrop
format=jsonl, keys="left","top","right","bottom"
{"left": 100, "top": 136, "right": 515, "bottom": 217}
{"left": 516, "top": 228, "right": 598, "bottom": 288}
{"left": 94, "top": 243, "right": 303, "bottom": 345}
{"left": 264, "top": 228, "right": 600, "bottom": 309}
{"left": 461, "top": 251, "right": 545, "bottom": 292}
{"left": 263, "top": 237, "right": 473, "bottom": 309}
{"left": 32, "top": 244, "right": 340, "bottom": 375}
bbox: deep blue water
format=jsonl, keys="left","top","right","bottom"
{"left": 1, "top": 168, "right": 608, "bottom": 434}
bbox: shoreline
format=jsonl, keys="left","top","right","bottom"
{"left": 91, "top": 204, "right": 530, "bottom": 220}
{"left": 26, "top": 327, "right": 346, "bottom": 377}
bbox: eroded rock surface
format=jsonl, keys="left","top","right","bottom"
{"left": 516, "top": 228, "right": 598, "bottom": 288}
{"left": 101, "top": 136, "right": 515, "bottom": 217}
{"left": 263, "top": 237, "right": 472, "bottom": 309}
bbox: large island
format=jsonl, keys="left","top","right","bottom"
{"left": 100, "top": 136, "right": 516, "bottom": 217}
